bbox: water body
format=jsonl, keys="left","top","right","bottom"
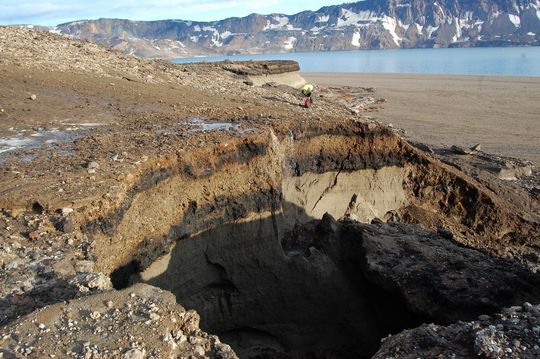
{"left": 172, "top": 47, "right": 540, "bottom": 77}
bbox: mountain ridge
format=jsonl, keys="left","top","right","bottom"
{"left": 53, "top": 0, "right": 540, "bottom": 58}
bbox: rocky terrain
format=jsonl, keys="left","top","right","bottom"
{"left": 374, "top": 302, "right": 540, "bottom": 358}
{"left": 0, "top": 26, "right": 540, "bottom": 358}
{"left": 0, "top": 284, "right": 237, "bottom": 358}
{"left": 48, "top": 0, "right": 540, "bottom": 58}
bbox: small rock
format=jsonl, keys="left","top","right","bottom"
{"left": 451, "top": 145, "right": 472, "bottom": 155}
{"left": 502, "top": 306, "right": 522, "bottom": 314}
{"left": 29, "top": 94, "right": 37, "bottom": 101}
{"left": 122, "top": 348, "right": 145, "bottom": 359}
{"left": 61, "top": 207, "right": 74, "bottom": 216}
{"left": 87, "top": 161, "right": 99, "bottom": 174}
{"left": 38, "top": 323, "right": 46, "bottom": 329}
{"left": 6, "top": 208, "right": 19, "bottom": 218}
{"left": 413, "top": 142, "right": 435, "bottom": 154}
{"left": 56, "top": 217, "right": 76, "bottom": 233}
{"left": 470, "top": 143, "right": 482, "bottom": 152}
{"left": 175, "top": 334, "right": 186, "bottom": 343}
{"left": 214, "top": 343, "right": 235, "bottom": 359}
{"left": 437, "top": 228, "right": 454, "bottom": 240}
{"left": 69, "top": 272, "right": 113, "bottom": 291}
{"left": 75, "top": 260, "right": 94, "bottom": 273}
{"left": 28, "top": 231, "right": 40, "bottom": 240}
{"left": 318, "top": 212, "right": 338, "bottom": 234}
{"left": 193, "top": 346, "right": 205, "bottom": 356}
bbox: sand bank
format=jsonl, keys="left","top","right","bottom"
{"left": 304, "top": 73, "right": 540, "bottom": 163}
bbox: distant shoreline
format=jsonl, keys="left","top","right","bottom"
{"left": 304, "top": 72, "right": 540, "bottom": 163}
{"left": 171, "top": 45, "right": 540, "bottom": 59}
{"left": 172, "top": 47, "right": 540, "bottom": 77}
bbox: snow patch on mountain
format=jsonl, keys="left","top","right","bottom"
{"left": 265, "top": 16, "right": 291, "bottom": 30}
{"left": 427, "top": 25, "right": 439, "bottom": 37}
{"left": 351, "top": 31, "right": 361, "bottom": 46}
{"left": 337, "top": 9, "right": 380, "bottom": 27}
{"left": 382, "top": 16, "right": 401, "bottom": 45}
{"left": 316, "top": 15, "right": 330, "bottom": 23}
{"left": 508, "top": 14, "right": 521, "bottom": 27}
{"left": 283, "top": 36, "right": 296, "bottom": 50}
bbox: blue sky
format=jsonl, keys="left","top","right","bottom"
{"left": 0, "top": 0, "right": 347, "bottom": 26}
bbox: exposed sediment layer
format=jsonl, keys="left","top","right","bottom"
{"left": 93, "top": 124, "right": 539, "bottom": 279}
{"left": 85, "top": 123, "right": 539, "bottom": 357}
{"left": 248, "top": 71, "right": 307, "bottom": 88}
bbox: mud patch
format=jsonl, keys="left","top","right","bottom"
{"left": 184, "top": 118, "right": 241, "bottom": 132}
{"left": 0, "top": 127, "right": 85, "bottom": 158}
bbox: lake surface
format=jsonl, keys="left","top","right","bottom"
{"left": 172, "top": 47, "right": 540, "bottom": 77}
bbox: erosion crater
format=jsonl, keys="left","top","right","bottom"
{"left": 101, "top": 126, "right": 539, "bottom": 358}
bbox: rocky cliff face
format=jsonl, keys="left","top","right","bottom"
{"left": 54, "top": 0, "right": 540, "bottom": 58}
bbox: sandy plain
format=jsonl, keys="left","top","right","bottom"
{"left": 304, "top": 72, "right": 540, "bottom": 163}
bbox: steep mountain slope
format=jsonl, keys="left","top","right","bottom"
{"left": 55, "top": 0, "right": 540, "bottom": 58}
